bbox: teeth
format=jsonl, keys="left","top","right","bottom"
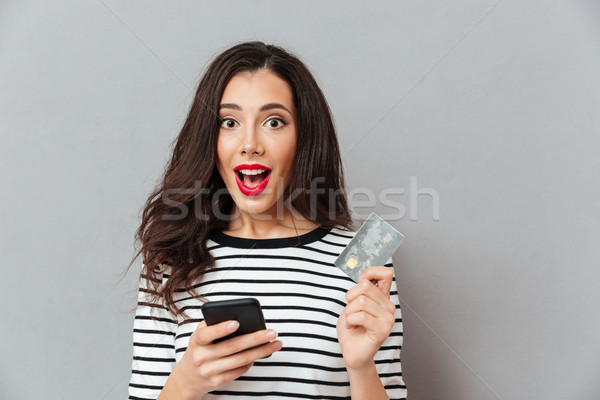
{"left": 238, "top": 169, "right": 268, "bottom": 175}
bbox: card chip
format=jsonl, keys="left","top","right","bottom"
{"left": 346, "top": 257, "right": 358, "bottom": 269}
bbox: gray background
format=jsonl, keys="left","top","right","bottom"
{"left": 1, "top": 1, "right": 599, "bottom": 399}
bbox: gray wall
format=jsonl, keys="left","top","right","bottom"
{"left": 1, "top": 1, "right": 599, "bottom": 399}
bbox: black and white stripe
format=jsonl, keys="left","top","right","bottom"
{"left": 129, "top": 226, "right": 407, "bottom": 399}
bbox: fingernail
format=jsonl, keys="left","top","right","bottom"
{"left": 265, "top": 329, "right": 277, "bottom": 340}
{"left": 271, "top": 340, "right": 282, "bottom": 350}
{"left": 227, "top": 321, "right": 239, "bottom": 332}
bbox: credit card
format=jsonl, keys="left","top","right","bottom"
{"left": 334, "top": 213, "right": 405, "bottom": 282}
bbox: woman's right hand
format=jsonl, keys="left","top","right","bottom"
{"left": 159, "top": 320, "right": 282, "bottom": 400}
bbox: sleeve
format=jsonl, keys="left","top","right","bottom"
{"left": 375, "top": 257, "right": 408, "bottom": 400}
{"left": 128, "top": 267, "right": 178, "bottom": 400}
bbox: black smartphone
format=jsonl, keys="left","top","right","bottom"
{"left": 201, "top": 298, "right": 267, "bottom": 344}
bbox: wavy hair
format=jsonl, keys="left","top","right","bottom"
{"left": 124, "top": 41, "right": 354, "bottom": 319}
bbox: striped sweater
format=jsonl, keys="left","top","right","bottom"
{"left": 128, "top": 226, "right": 407, "bottom": 399}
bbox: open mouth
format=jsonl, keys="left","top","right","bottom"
{"left": 236, "top": 169, "right": 271, "bottom": 189}
{"left": 233, "top": 164, "right": 273, "bottom": 196}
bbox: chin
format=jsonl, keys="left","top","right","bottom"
{"left": 236, "top": 200, "right": 280, "bottom": 218}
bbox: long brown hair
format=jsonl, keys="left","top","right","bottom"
{"left": 125, "top": 41, "right": 353, "bottom": 319}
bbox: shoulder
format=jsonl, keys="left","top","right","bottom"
{"left": 153, "top": 262, "right": 173, "bottom": 276}
{"left": 146, "top": 262, "right": 173, "bottom": 281}
{"left": 329, "top": 225, "right": 357, "bottom": 235}
{"left": 324, "top": 225, "right": 357, "bottom": 242}
{"left": 138, "top": 262, "right": 174, "bottom": 293}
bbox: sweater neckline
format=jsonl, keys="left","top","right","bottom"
{"left": 208, "top": 225, "right": 332, "bottom": 249}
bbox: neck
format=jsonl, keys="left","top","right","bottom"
{"left": 224, "top": 206, "right": 319, "bottom": 239}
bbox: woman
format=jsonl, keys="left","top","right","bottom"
{"left": 127, "top": 41, "right": 407, "bottom": 400}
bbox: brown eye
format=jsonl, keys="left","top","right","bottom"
{"left": 220, "top": 118, "right": 238, "bottom": 129}
{"left": 265, "top": 118, "right": 286, "bottom": 129}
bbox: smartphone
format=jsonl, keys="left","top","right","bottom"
{"left": 201, "top": 298, "right": 267, "bottom": 344}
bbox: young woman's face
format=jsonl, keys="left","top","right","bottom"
{"left": 216, "top": 69, "right": 298, "bottom": 220}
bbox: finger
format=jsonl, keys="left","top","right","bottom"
{"left": 345, "top": 294, "right": 394, "bottom": 319}
{"left": 199, "top": 340, "right": 283, "bottom": 378}
{"left": 345, "top": 310, "right": 394, "bottom": 333}
{"left": 359, "top": 266, "right": 394, "bottom": 295}
{"left": 193, "top": 319, "right": 240, "bottom": 346}
{"left": 346, "top": 278, "right": 390, "bottom": 305}
{"left": 212, "top": 328, "right": 279, "bottom": 359}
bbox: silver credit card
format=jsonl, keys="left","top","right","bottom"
{"left": 334, "top": 213, "right": 405, "bottom": 282}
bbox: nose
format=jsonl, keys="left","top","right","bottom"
{"left": 239, "top": 123, "right": 264, "bottom": 155}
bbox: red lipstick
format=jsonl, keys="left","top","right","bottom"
{"left": 234, "top": 164, "right": 272, "bottom": 196}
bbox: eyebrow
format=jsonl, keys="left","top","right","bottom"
{"left": 218, "top": 103, "right": 293, "bottom": 115}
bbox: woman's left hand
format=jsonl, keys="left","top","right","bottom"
{"left": 337, "top": 266, "right": 397, "bottom": 370}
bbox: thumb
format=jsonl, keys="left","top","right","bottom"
{"left": 193, "top": 319, "right": 239, "bottom": 346}
{"left": 360, "top": 266, "right": 393, "bottom": 295}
